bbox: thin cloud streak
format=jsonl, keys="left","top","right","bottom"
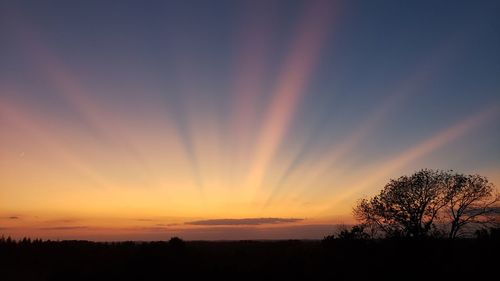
{"left": 185, "top": 218, "right": 303, "bottom": 226}
{"left": 39, "top": 226, "right": 89, "bottom": 231}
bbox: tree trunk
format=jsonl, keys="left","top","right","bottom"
{"left": 449, "top": 221, "right": 458, "bottom": 239}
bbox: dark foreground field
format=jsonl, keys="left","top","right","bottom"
{"left": 1, "top": 238, "right": 498, "bottom": 280}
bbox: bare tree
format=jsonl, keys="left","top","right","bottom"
{"left": 444, "top": 174, "right": 499, "bottom": 239}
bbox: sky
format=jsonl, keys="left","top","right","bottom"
{"left": 1, "top": 0, "right": 499, "bottom": 240}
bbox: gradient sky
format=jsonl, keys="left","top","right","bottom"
{"left": 1, "top": 0, "right": 499, "bottom": 240}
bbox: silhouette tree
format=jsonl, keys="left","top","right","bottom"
{"left": 354, "top": 169, "right": 448, "bottom": 238}
{"left": 168, "top": 236, "right": 186, "bottom": 251}
{"left": 444, "top": 173, "right": 499, "bottom": 238}
{"left": 354, "top": 169, "right": 499, "bottom": 238}
{"left": 337, "top": 225, "right": 370, "bottom": 240}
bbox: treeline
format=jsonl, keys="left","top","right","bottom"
{"left": 0, "top": 237, "right": 499, "bottom": 280}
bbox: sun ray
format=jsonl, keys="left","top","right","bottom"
{"left": 0, "top": 96, "right": 113, "bottom": 189}
{"left": 264, "top": 32, "right": 471, "bottom": 208}
{"left": 315, "top": 102, "right": 500, "bottom": 216}
{"left": 5, "top": 13, "right": 160, "bottom": 188}
{"left": 228, "top": 1, "right": 275, "bottom": 188}
{"left": 245, "top": 0, "right": 337, "bottom": 198}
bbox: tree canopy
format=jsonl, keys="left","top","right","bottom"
{"left": 354, "top": 169, "right": 498, "bottom": 238}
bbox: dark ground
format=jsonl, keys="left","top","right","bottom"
{"left": 0, "top": 238, "right": 498, "bottom": 280}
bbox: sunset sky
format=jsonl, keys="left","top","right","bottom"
{"left": 1, "top": 0, "right": 499, "bottom": 240}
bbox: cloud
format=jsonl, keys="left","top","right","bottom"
{"left": 491, "top": 207, "right": 500, "bottom": 214}
{"left": 0, "top": 216, "right": 20, "bottom": 220}
{"left": 140, "top": 227, "right": 169, "bottom": 232}
{"left": 39, "top": 226, "right": 89, "bottom": 230}
{"left": 185, "top": 218, "right": 303, "bottom": 226}
{"left": 464, "top": 206, "right": 500, "bottom": 215}
{"left": 44, "top": 219, "right": 80, "bottom": 224}
{"left": 155, "top": 223, "right": 179, "bottom": 227}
